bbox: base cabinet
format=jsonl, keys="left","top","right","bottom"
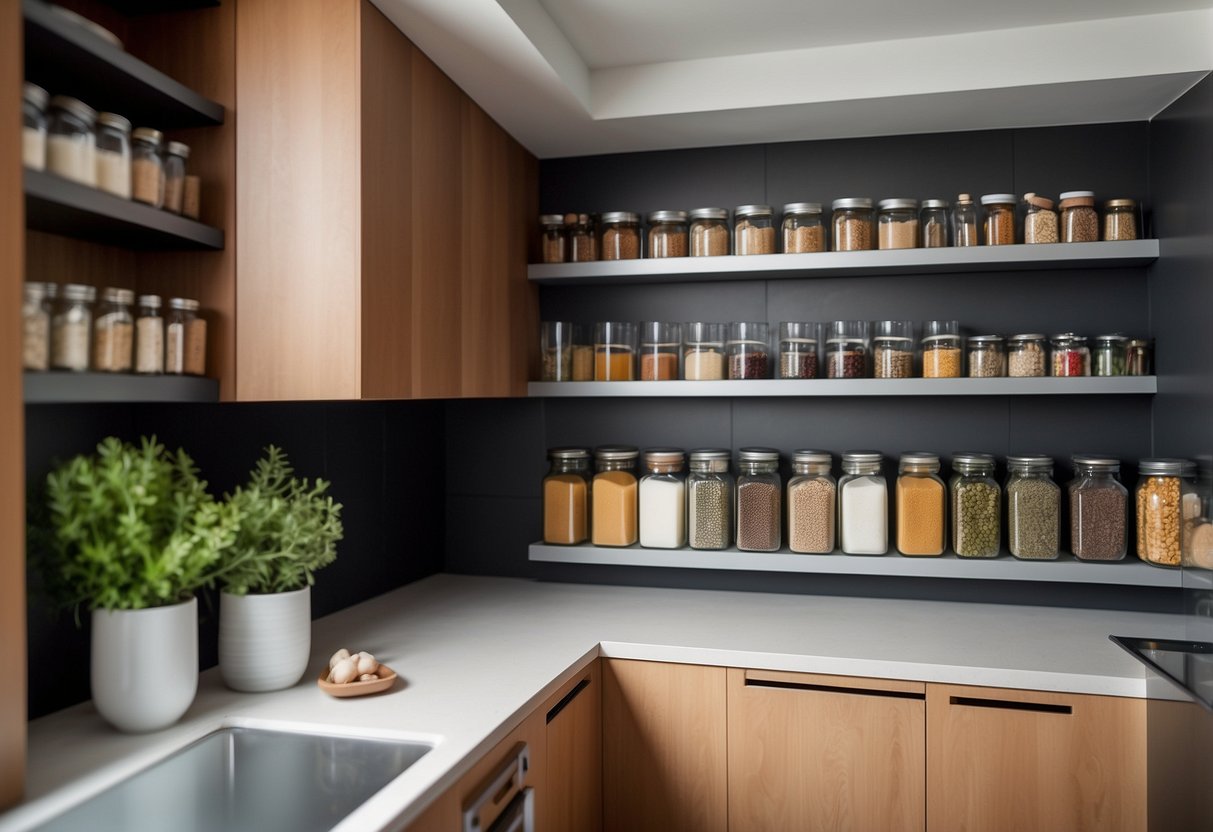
{"left": 543, "top": 662, "right": 602, "bottom": 832}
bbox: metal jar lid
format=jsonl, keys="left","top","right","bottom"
{"left": 547, "top": 447, "right": 590, "bottom": 461}
{"left": 49, "top": 95, "right": 97, "bottom": 125}
{"left": 792, "top": 449, "right": 831, "bottom": 465}
{"left": 738, "top": 447, "right": 779, "bottom": 463}
{"left": 1071, "top": 454, "right": 1120, "bottom": 471}
{"left": 878, "top": 198, "right": 918, "bottom": 211}
{"left": 96, "top": 112, "right": 131, "bottom": 133}
{"left": 646, "top": 210, "right": 687, "bottom": 224}
{"left": 980, "top": 193, "right": 1016, "bottom": 205}
{"left": 101, "top": 287, "right": 134, "bottom": 305}
{"left": 137, "top": 294, "right": 162, "bottom": 308}
{"left": 169, "top": 297, "right": 200, "bottom": 311}
{"left": 734, "top": 204, "right": 773, "bottom": 219}
{"left": 643, "top": 447, "right": 686, "bottom": 465}
{"left": 952, "top": 452, "right": 996, "bottom": 473}
{"left": 600, "top": 211, "right": 639, "bottom": 224}
{"left": 23, "top": 82, "right": 48, "bottom": 111}
{"left": 1105, "top": 198, "right": 1136, "bottom": 209}
{"left": 594, "top": 445, "right": 639, "bottom": 461}
{"left": 842, "top": 450, "right": 883, "bottom": 464}
{"left": 61, "top": 283, "right": 95, "bottom": 302}
{"left": 1093, "top": 333, "right": 1128, "bottom": 344}
{"left": 1125, "top": 338, "right": 1151, "bottom": 348}
{"left": 24, "top": 281, "right": 53, "bottom": 299}
{"left": 1006, "top": 454, "right": 1053, "bottom": 468}
{"left": 1059, "top": 190, "right": 1096, "bottom": 200}
{"left": 166, "top": 141, "right": 190, "bottom": 159}
{"left": 1008, "top": 333, "right": 1047, "bottom": 342}
{"left": 689, "top": 448, "right": 731, "bottom": 461}
{"left": 1051, "top": 332, "right": 1087, "bottom": 345}
{"left": 968, "top": 335, "right": 1004, "bottom": 345}
{"left": 539, "top": 214, "right": 564, "bottom": 225}
{"left": 689, "top": 207, "right": 728, "bottom": 221}
{"left": 1138, "top": 458, "right": 1195, "bottom": 476}
{"left": 921, "top": 199, "right": 950, "bottom": 209}
{"left": 832, "top": 197, "right": 872, "bottom": 211}
{"left": 132, "top": 127, "right": 164, "bottom": 146}
{"left": 899, "top": 452, "right": 940, "bottom": 466}
{"left": 782, "top": 202, "right": 822, "bottom": 215}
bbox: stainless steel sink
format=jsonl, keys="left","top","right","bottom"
{"left": 32, "top": 726, "right": 433, "bottom": 832}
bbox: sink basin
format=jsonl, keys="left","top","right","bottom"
{"left": 32, "top": 727, "right": 433, "bottom": 832}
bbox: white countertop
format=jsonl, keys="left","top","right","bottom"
{"left": 0, "top": 574, "right": 1190, "bottom": 832}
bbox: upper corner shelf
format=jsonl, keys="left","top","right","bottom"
{"left": 527, "top": 239, "right": 1160, "bottom": 286}
{"left": 528, "top": 377, "right": 1157, "bottom": 398}
{"left": 24, "top": 372, "right": 219, "bottom": 404}
{"left": 23, "top": 0, "right": 224, "bottom": 129}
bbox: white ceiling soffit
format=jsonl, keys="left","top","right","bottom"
{"left": 371, "top": 1, "right": 1213, "bottom": 158}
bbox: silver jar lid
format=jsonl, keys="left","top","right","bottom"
{"left": 61, "top": 283, "right": 95, "bottom": 302}
{"left": 738, "top": 447, "right": 779, "bottom": 463}
{"left": 1008, "top": 333, "right": 1047, "bottom": 342}
{"left": 689, "top": 448, "right": 731, "bottom": 461}
{"left": 968, "top": 334, "right": 1004, "bottom": 344}
{"left": 643, "top": 447, "right": 685, "bottom": 465}
{"left": 169, "top": 297, "right": 200, "bottom": 311}
{"left": 24, "top": 281, "right": 53, "bottom": 299}
{"left": 547, "top": 447, "right": 590, "bottom": 461}
{"left": 1093, "top": 333, "right": 1128, "bottom": 344}
{"left": 782, "top": 202, "right": 822, "bottom": 215}
{"left": 647, "top": 210, "right": 687, "bottom": 224}
{"left": 832, "top": 197, "right": 872, "bottom": 210}
{"left": 23, "top": 82, "right": 48, "bottom": 111}
{"left": 734, "top": 204, "right": 773, "bottom": 219}
{"left": 96, "top": 112, "right": 131, "bottom": 133}
{"left": 878, "top": 198, "right": 918, "bottom": 210}
{"left": 921, "top": 199, "right": 950, "bottom": 209}
{"left": 1006, "top": 454, "right": 1053, "bottom": 468}
{"left": 1059, "top": 190, "right": 1096, "bottom": 200}
{"left": 132, "top": 127, "right": 164, "bottom": 146}
{"left": 166, "top": 140, "right": 191, "bottom": 159}
{"left": 594, "top": 445, "right": 638, "bottom": 461}
{"left": 137, "top": 294, "right": 162, "bottom": 308}
{"left": 49, "top": 95, "right": 96, "bottom": 125}
{"left": 842, "top": 450, "right": 882, "bottom": 464}
{"left": 980, "top": 193, "right": 1016, "bottom": 205}
{"left": 539, "top": 214, "right": 564, "bottom": 225}
{"left": 1051, "top": 333, "right": 1088, "bottom": 345}
{"left": 792, "top": 449, "right": 831, "bottom": 465}
{"left": 101, "top": 287, "right": 134, "bottom": 305}
{"left": 900, "top": 451, "right": 940, "bottom": 465}
{"left": 1071, "top": 454, "right": 1120, "bottom": 471}
{"left": 1138, "top": 458, "right": 1195, "bottom": 476}
{"left": 952, "top": 452, "right": 996, "bottom": 473}
{"left": 689, "top": 207, "right": 728, "bottom": 221}
{"left": 600, "top": 211, "right": 639, "bottom": 224}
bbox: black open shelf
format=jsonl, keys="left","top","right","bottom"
{"left": 24, "top": 372, "right": 219, "bottom": 404}
{"left": 102, "top": 0, "right": 220, "bottom": 14}
{"left": 23, "top": 0, "right": 224, "bottom": 129}
{"left": 25, "top": 169, "right": 224, "bottom": 250}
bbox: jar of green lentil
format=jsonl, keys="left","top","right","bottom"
{"left": 951, "top": 453, "right": 1001, "bottom": 558}
{"left": 1092, "top": 334, "right": 1127, "bottom": 376}
{"left": 1005, "top": 455, "right": 1059, "bottom": 560}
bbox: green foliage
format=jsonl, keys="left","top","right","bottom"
{"left": 44, "top": 436, "right": 239, "bottom": 612}
{"left": 215, "top": 446, "right": 343, "bottom": 596}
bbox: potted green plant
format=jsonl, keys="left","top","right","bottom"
{"left": 43, "top": 437, "right": 238, "bottom": 732}
{"left": 215, "top": 446, "right": 343, "bottom": 692}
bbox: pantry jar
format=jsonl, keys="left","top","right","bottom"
{"left": 920, "top": 320, "right": 962, "bottom": 378}
{"left": 825, "top": 320, "right": 869, "bottom": 379}
{"left": 1059, "top": 191, "right": 1098, "bottom": 242}
{"left": 166, "top": 297, "right": 206, "bottom": 376}
{"left": 94, "top": 113, "right": 131, "bottom": 199}
{"left": 952, "top": 193, "right": 979, "bottom": 247}
{"left": 92, "top": 287, "right": 135, "bottom": 373}
{"left": 539, "top": 214, "right": 566, "bottom": 263}
{"left": 135, "top": 294, "right": 164, "bottom": 374}
{"left": 779, "top": 321, "right": 820, "bottom": 379}
{"left": 162, "top": 141, "right": 189, "bottom": 213}
{"left": 646, "top": 210, "right": 688, "bottom": 258}
{"left": 601, "top": 212, "right": 641, "bottom": 260}
{"left": 877, "top": 198, "right": 918, "bottom": 250}
{"left": 873, "top": 320, "right": 913, "bottom": 379}
{"left": 1125, "top": 338, "right": 1153, "bottom": 375}
{"left": 951, "top": 453, "right": 1000, "bottom": 558}
{"left": 839, "top": 451, "right": 887, "bottom": 555}
{"left": 1051, "top": 333, "right": 1090, "bottom": 377}
{"left": 831, "top": 198, "right": 874, "bottom": 252}
{"left": 571, "top": 323, "right": 594, "bottom": 381}
{"left": 920, "top": 199, "right": 949, "bottom": 248}
{"left": 22, "top": 82, "right": 48, "bottom": 171}
{"left": 1005, "top": 455, "right": 1060, "bottom": 560}
{"left": 541, "top": 321, "right": 573, "bottom": 381}
{"left": 689, "top": 208, "right": 730, "bottom": 256}
{"left": 51, "top": 283, "right": 95, "bottom": 372}
{"left": 542, "top": 448, "right": 591, "bottom": 545}
{"left": 1103, "top": 199, "right": 1139, "bottom": 241}
{"left": 639, "top": 448, "right": 687, "bottom": 549}
{"left": 1093, "top": 334, "right": 1127, "bottom": 377}
{"left": 1007, "top": 333, "right": 1047, "bottom": 377}
{"left": 734, "top": 205, "right": 775, "bottom": 255}
{"left": 1069, "top": 455, "right": 1127, "bottom": 561}
{"left": 967, "top": 335, "right": 1006, "bottom": 378}
{"left": 1136, "top": 458, "right": 1196, "bottom": 568}
{"left": 980, "top": 194, "right": 1016, "bottom": 245}
{"left": 736, "top": 448, "right": 781, "bottom": 552}
{"left": 1023, "top": 193, "right": 1058, "bottom": 244}
{"left": 594, "top": 321, "right": 635, "bottom": 381}
{"left": 682, "top": 322, "right": 726, "bottom": 380}
{"left": 896, "top": 452, "right": 945, "bottom": 556}
{"left": 131, "top": 127, "right": 165, "bottom": 208}
{"left": 47, "top": 95, "right": 97, "bottom": 186}
{"left": 787, "top": 450, "right": 836, "bottom": 554}
{"left": 728, "top": 322, "right": 770, "bottom": 379}
{"left": 568, "top": 213, "right": 597, "bottom": 262}
{"left": 687, "top": 449, "right": 734, "bottom": 550}
{"left": 22, "top": 281, "right": 53, "bottom": 371}
{"left": 638, "top": 321, "right": 681, "bottom": 381}
{"left": 781, "top": 203, "right": 824, "bottom": 253}
{"left": 591, "top": 446, "right": 639, "bottom": 547}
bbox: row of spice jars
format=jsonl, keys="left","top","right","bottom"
{"left": 22, "top": 282, "right": 207, "bottom": 376}
{"left": 22, "top": 83, "right": 200, "bottom": 218}
{"left": 543, "top": 447, "right": 1202, "bottom": 567}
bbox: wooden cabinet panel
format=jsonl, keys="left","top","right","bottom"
{"left": 926, "top": 683, "right": 1146, "bottom": 832}
{"left": 728, "top": 668, "right": 925, "bottom": 832}
{"left": 543, "top": 660, "right": 602, "bottom": 832}
{"left": 603, "top": 659, "right": 727, "bottom": 832}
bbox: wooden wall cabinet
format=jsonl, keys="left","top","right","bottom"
{"left": 542, "top": 661, "right": 602, "bottom": 832}
{"left": 236, "top": 0, "right": 537, "bottom": 402}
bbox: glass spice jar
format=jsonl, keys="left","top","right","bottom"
{"left": 542, "top": 448, "right": 591, "bottom": 545}
{"left": 601, "top": 212, "right": 641, "bottom": 260}
{"left": 639, "top": 448, "right": 687, "bottom": 549}
{"left": 689, "top": 208, "right": 730, "bottom": 256}
{"left": 1103, "top": 199, "right": 1139, "bottom": 241}
{"left": 1069, "top": 455, "right": 1128, "bottom": 561}
{"left": 734, "top": 205, "right": 775, "bottom": 255}
{"left": 1007, "top": 333, "right": 1047, "bottom": 377}
{"left": 951, "top": 453, "right": 1001, "bottom": 558}
{"left": 736, "top": 448, "right": 781, "bottom": 552}
{"left": 541, "top": 321, "right": 574, "bottom": 382}
{"left": 1051, "top": 333, "right": 1090, "bottom": 377}
{"left": 166, "top": 297, "right": 206, "bottom": 376}
{"left": 787, "top": 450, "right": 836, "bottom": 554}
{"left": 728, "top": 321, "right": 770, "bottom": 379}
{"left": 967, "top": 335, "right": 1005, "bottom": 378}
{"left": 592, "top": 446, "right": 639, "bottom": 547}
{"left": 22, "top": 281, "right": 54, "bottom": 371}
{"left": 896, "top": 452, "right": 946, "bottom": 556}
{"left": 839, "top": 451, "right": 887, "bottom": 555}
{"left": 682, "top": 322, "right": 726, "bottom": 380}
{"left": 1136, "top": 458, "right": 1196, "bottom": 568}
{"left": 594, "top": 321, "right": 635, "bottom": 381}
{"left": 831, "top": 198, "right": 874, "bottom": 251}
{"left": 952, "top": 193, "right": 979, "bottom": 247}
{"left": 873, "top": 320, "right": 913, "bottom": 379}
{"left": 131, "top": 127, "right": 165, "bottom": 208}
{"left": 646, "top": 210, "right": 688, "bottom": 258}
{"left": 1005, "top": 455, "right": 1060, "bottom": 560}
{"left": 1092, "top": 334, "right": 1127, "bottom": 377}
{"left": 539, "top": 214, "right": 566, "bottom": 263}
{"left": 638, "top": 321, "right": 681, "bottom": 381}
{"left": 22, "top": 82, "right": 48, "bottom": 171}
{"left": 51, "top": 283, "right": 95, "bottom": 372}
{"left": 135, "top": 294, "right": 164, "bottom": 374}
{"left": 779, "top": 321, "right": 820, "bottom": 379}
{"left": 825, "top": 320, "right": 869, "bottom": 379}
{"left": 1125, "top": 339, "right": 1153, "bottom": 375}
{"left": 1059, "top": 191, "right": 1098, "bottom": 242}
{"left": 163, "top": 141, "right": 189, "bottom": 214}
{"left": 92, "top": 287, "right": 135, "bottom": 373}
{"left": 687, "top": 449, "right": 734, "bottom": 550}
{"left": 921, "top": 320, "right": 962, "bottom": 378}
{"left": 47, "top": 95, "right": 97, "bottom": 186}
{"left": 920, "top": 199, "right": 949, "bottom": 248}
{"left": 94, "top": 112, "right": 132, "bottom": 199}
{"left": 781, "top": 203, "right": 824, "bottom": 253}
{"left": 568, "top": 213, "right": 598, "bottom": 262}
{"left": 1023, "top": 193, "right": 1058, "bottom": 244}
{"left": 877, "top": 198, "right": 919, "bottom": 250}
{"left": 571, "top": 323, "right": 594, "bottom": 381}
{"left": 981, "top": 193, "right": 1016, "bottom": 245}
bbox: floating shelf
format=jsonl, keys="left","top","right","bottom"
{"left": 25, "top": 170, "right": 224, "bottom": 250}
{"left": 23, "top": 0, "right": 225, "bottom": 128}
{"left": 528, "top": 376, "right": 1157, "bottom": 398}
{"left": 529, "top": 542, "right": 1182, "bottom": 588}
{"left": 24, "top": 372, "right": 219, "bottom": 404}
{"left": 527, "top": 240, "right": 1159, "bottom": 286}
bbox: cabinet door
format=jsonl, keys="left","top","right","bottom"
{"left": 927, "top": 683, "right": 1146, "bottom": 832}
{"left": 727, "top": 668, "right": 925, "bottom": 832}
{"left": 542, "top": 660, "right": 602, "bottom": 832}
{"left": 602, "top": 659, "right": 727, "bottom": 832}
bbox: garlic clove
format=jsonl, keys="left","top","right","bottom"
{"left": 359, "top": 673, "right": 379, "bottom": 682}
{"left": 329, "top": 648, "right": 351, "bottom": 670}
{"left": 355, "top": 651, "right": 378, "bottom": 675}
{"left": 330, "top": 657, "right": 359, "bottom": 685}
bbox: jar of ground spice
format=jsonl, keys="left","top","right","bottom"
{"left": 734, "top": 205, "right": 776, "bottom": 255}
{"left": 591, "top": 446, "right": 639, "bottom": 547}
{"left": 682, "top": 322, "right": 726, "bottom": 380}
{"left": 778, "top": 321, "right": 820, "bottom": 379}
{"left": 1023, "top": 193, "right": 1059, "bottom": 244}
{"left": 568, "top": 213, "right": 598, "bottom": 262}
{"left": 95, "top": 112, "right": 131, "bottom": 199}
{"left": 1005, "top": 455, "right": 1059, "bottom": 560}
{"left": 952, "top": 194, "right": 979, "bottom": 246}
{"left": 594, "top": 321, "right": 635, "bottom": 381}
{"left": 1050, "top": 333, "right": 1090, "bottom": 377}
{"left": 1059, "top": 191, "right": 1098, "bottom": 242}
{"left": 831, "top": 198, "right": 874, "bottom": 252}
{"left": 877, "top": 199, "right": 919, "bottom": 250}
{"left": 639, "top": 448, "right": 687, "bottom": 549}
{"left": 839, "top": 451, "right": 887, "bottom": 555}
{"left": 92, "top": 287, "right": 135, "bottom": 373}
{"left": 162, "top": 140, "right": 189, "bottom": 214}
{"left": 787, "top": 450, "right": 835, "bottom": 554}
{"left": 135, "top": 294, "right": 163, "bottom": 374}
{"left": 646, "top": 210, "right": 688, "bottom": 258}
{"left": 727, "top": 321, "right": 770, "bottom": 379}
{"left": 543, "top": 448, "right": 591, "bottom": 545}
{"left": 539, "top": 214, "right": 566, "bottom": 263}
{"left": 1103, "top": 199, "right": 1139, "bottom": 241}
{"left": 825, "top": 320, "right": 869, "bottom": 379}
{"left": 781, "top": 203, "right": 824, "bottom": 253}
{"left": 1125, "top": 339, "right": 1153, "bottom": 375}
{"left": 688, "top": 449, "right": 734, "bottom": 550}
{"left": 638, "top": 321, "right": 680, "bottom": 381}
{"left": 51, "top": 283, "right": 95, "bottom": 372}
{"left": 1007, "top": 334, "right": 1047, "bottom": 377}
{"left": 571, "top": 323, "right": 594, "bottom": 381}
{"left": 873, "top": 320, "right": 913, "bottom": 379}
{"left": 22, "top": 281, "right": 53, "bottom": 372}
{"left": 736, "top": 448, "right": 781, "bottom": 552}
{"left": 689, "top": 208, "right": 730, "bottom": 256}
{"left": 1092, "top": 334, "right": 1127, "bottom": 377}
{"left": 920, "top": 320, "right": 962, "bottom": 378}
{"left": 980, "top": 194, "right": 1016, "bottom": 245}
{"left": 896, "top": 452, "right": 945, "bottom": 556}
{"left": 920, "top": 199, "right": 949, "bottom": 248}
{"left": 967, "top": 335, "right": 1005, "bottom": 378}
{"left": 541, "top": 320, "right": 574, "bottom": 381}
{"left": 166, "top": 297, "right": 206, "bottom": 375}
{"left": 1069, "top": 455, "right": 1127, "bottom": 560}
{"left": 131, "top": 127, "right": 164, "bottom": 208}
{"left": 601, "top": 212, "right": 641, "bottom": 260}
{"left": 47, "top": 96, "right": 96, "bottom": 187}
{"left": 951, "top": 453, "right": 1001, "bottom": 558}
{"left": 1136, "top": 458, "right": 1195, "bottom": 568}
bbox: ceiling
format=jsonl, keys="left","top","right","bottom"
{"left": 371, "top": 0, "right": 1213, "bottom": 158}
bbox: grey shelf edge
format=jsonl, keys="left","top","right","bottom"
{"left": 527, "top": 239, "right": 1160, "bottom": 285}
{"left": 529, "top": 543, "right": 1182, "bottom": 588}
{"left": 528, "top": 377, "right": 1158, "bottom": 398}
{"left": 24, "top": 372, "right": 219, "bottom": 404}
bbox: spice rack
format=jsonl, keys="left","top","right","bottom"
{"left": 23, "top": 371, "right": 219, "bottom": 404}
{"left": 527, "top": 542, "right": 1181, "bottom": 588}
{"left": 528, "top": 377, "right": 1157, "bottom": 398}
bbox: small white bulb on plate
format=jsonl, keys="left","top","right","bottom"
{"left": 329, "top": 657, "right": 358, "bottom": 684}
{"left": 329, "top": 648, "right": 351, "bottom": 670}
{"left": 355, "top": 652, "right": 378, "bottom": 675}
{"left": 359, "top": 673, "right": 379, "bottom": 682}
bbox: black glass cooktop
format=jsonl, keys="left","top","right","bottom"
{"left": 1110, "top": 636, "right": 1213, "bottom": 713}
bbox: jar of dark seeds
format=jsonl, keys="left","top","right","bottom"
{"left": 920, "top": 199, "right": 949, "bottom": 248}
{"left": 736, "top": 448, "right": 781, "bottom": 552}
{"left": 951, "top": 453, "right": 1001, "bottom": 558}
{"left": 728, "top": 321, "right": 770, "bottom": 379}
{"left": 1068, "top": 455, "right": 1128, "bottom": 560}
{"left": 539, "top": 214, "right": 566, "bottom": 263}
{"left": 601, "top": 211, "right": 641, "bottom": 260}
{"left": 1125, "top": 339, "right": 1153, "bottom": 375}
{"left": 825, "top": 320, "right": 869, "bottom": 379}
{"left": 787, "top": 450, "right": 835, "bottom": 554}
{"left": 646, "top": 210, "right": 688, "bottom": 258}
{"left": 831, "top": 198, "right": 874, "bottom": 252}
{"left": 1059, "top": 191, "right": 1099, "bottom": 243}
{"left": 1103, "top": 199, "right": 1139, "bottom": 241}
{"left": 735, "top": 205, "right": 776, "bottom": 255}
{"left": 1092, "top": 334, "right": 1127, "bottom": 376}
{"left": 1007, "top": 334, "right": 1047, "bottom": 377}
{"left": 781, "top": 203, "right": 824, "bottom": 253}
{"left": 779, "top": 321, "right": 819, "bottom": 379}
{"left": 1023, "top": 193, "right": 1058, "bottom": 244}
{"left": 967, "top": 335, "right": 1005, "bottom": 378}
{"left": 1005, "top": 455, "right": 1059, "bottom": 560}
{"left": 873, "top": 320, "right": 913, "bottom": 379}
{"left": 687, "top": 449, "right": 734, "bottom": 550}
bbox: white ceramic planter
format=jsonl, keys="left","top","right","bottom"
{"left": 91, "top": 597, "right": 198, "bottom": 733}
{"left": 219, "top": 586, "right": 311, "bottom": 692}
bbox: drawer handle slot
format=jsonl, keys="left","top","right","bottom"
{"left": 546, "top": 677, "right": 591, "bottom": 723}
{"left": 949, "top": 695, "right": 1072, "bottom": 714}
{"left": 745, "top": 678, "right": 925, "bottom": 700}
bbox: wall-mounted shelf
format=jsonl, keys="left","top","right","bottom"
{"left": 527, "top": 240, "right": 1159, "bottom": 286}
{"left": 24, "top": 372, "right": 219, "bottom": 404}
{"left": 528, "top": 376, "right": 1157, "bottom": 398}
{"left": 529, "top": 542, "right": 1181, "bottom": 588}
{"left": 23, "top": 0, "right": 225, "bottom": 128}
{"left": 25, "top": 170, "right": 224, "bottom": 250}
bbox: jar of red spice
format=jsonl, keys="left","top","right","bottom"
{"left": 1051, "top": 333, "right": 1090, "bottom": 377}
{"left": 727, "top": 322, "right": 770, "bottom": 379}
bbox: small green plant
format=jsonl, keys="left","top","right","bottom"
{"left": 45, "top": 436, "right": 239, "bottom": 612}
{"left": 215, "top": 446, "right": 343, "bottom": 595}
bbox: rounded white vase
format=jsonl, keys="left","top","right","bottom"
{"left": 219, "top": 586, "right": 311, "bottom": 692}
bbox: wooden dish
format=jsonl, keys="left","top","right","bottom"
{"left": 317, "top": 663, "right": 397, "bottom": 698}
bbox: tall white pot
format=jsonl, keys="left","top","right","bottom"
{"left": 219, "top": 586, "right": 311, "bottom": 692}
{"left": 91, "top": 597, "right": 198, "bottom": 733}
